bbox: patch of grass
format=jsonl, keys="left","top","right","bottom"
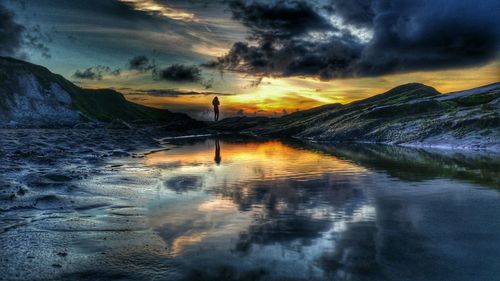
{"left": 362, "top": 100, "right": 446, "bottom": 119}
{"left": 352, "top": 83, "right": 440, "bottom": 106}
{"left": 455, "top": 93, "right": 499, "bottom": 106}
{"left": 70, "top": 88, "right": 175, "bottom": 122}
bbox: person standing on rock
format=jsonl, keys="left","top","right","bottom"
{"left": 212, "top": 96, "right": 220, "bottom": 122}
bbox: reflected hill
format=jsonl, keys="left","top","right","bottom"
{"left": 164, "top": 136, "right": 500, "bottom": 189}
{"left": 287, "top": 141, "right": 500, "bottom": 189}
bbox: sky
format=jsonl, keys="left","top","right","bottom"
{"left": 1, "top": 0, "right": 499, "bottom": 119}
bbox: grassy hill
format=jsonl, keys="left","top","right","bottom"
{"left": 247, "top": 82, "right": 500, "bottom": 151}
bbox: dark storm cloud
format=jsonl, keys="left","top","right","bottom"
{"left": 357, "top": 0, "right": 500, "bottom": 76}
{"left": 0, "top": 4, "right": 25, "bottom": 57}
{"left": 6, "top": 0, "right": 499, "bottom": 82}
{"left": 210, "top": 28, "right": 363, "bottom": 79}
{"left": 72, "top": 66, "right": 121, "bottom": 80}
{"left": 211, "top": 0, "right": 500, "bottom": 80}
{"left": 229, "top": 0, "right": 331, "bottom": 40}
{"left": 155, "top": 64, "right": 202, "bottom": 82}
{"left": 128, "top": 55, "right": 156, "bottom": 72}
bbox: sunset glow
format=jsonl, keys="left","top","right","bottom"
{"left": 4, "top": 0, "right": 496, "bottom": 119}
{"left": 119, "top": 60, "right": 500, "bottom": 118}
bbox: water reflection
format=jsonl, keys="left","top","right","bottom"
{"left": 292, "top": 142, "right": 500, "bottom": 189}
{"left": 141, "top": 138, "right": 500, "bottom": 281}
{"left": 214, "top": 138, "right": 221, "bottom": 165}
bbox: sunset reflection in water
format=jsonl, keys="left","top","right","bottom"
{"left": 138, "top": 138, "right": 500, "bottom": 281}
{"left": 143, "top": 138, "right": 376, "bottom": 279}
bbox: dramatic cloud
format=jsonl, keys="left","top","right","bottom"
{"left": 229, "top": 0, "right": 331, "bottom": 40}
{"left": 209, "top": 0, "right": 500, "bottom": 80}
{"left": 0, "top": 4, "right": 25, "bottom": 57}
{"left": 128, "top": 55, "right": 156, "bottom": 72}
{"left": 73, "top": 66, "right": 121, "bottom": 80}
{"left": 5, "top": 0, "right": 499, "bottom": 98}
{"left": 155, "top": 64, "right": 202, "bottom": 82}
{"left": 357, "top": 0, "right": 500, "bottom": 76}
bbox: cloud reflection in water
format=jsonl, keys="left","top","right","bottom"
{"left": 142, "top": 138, "right": 500, "bottom": 281}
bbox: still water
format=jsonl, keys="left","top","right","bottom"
{"left": 1, "top": 132, "right": 499, "bottom": 281}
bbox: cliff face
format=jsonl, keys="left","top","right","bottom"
{"left": 248, "top": 83, "right": 500, "bottom": 151}
{"left": 0, "top": 59, "right": 79, "bottom": 126}
{"left": 0, "top": 57, "right": 198, "bottom": 127}
{"left": 1, "top": 73, "right": 80, "bottom": 125}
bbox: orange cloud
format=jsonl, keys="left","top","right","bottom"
{"left": 118, "top": 0, "right": 195, "bottom": 22}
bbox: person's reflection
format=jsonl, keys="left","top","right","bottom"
{"left": 214, "top": 138, "right": 221, "bottom": 165}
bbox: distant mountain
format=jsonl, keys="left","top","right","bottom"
{"left": 0, "top": 57, "right": 201, "bottom": 128}
{"left": 247, "top": 83, "right": 500, "bottom": 151}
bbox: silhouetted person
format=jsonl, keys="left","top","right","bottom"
{"left": 214, "top": 138, "right": 221, "bottom": 165}
{"left": 212, "top": 96, "right": 220, "bottom": 122}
